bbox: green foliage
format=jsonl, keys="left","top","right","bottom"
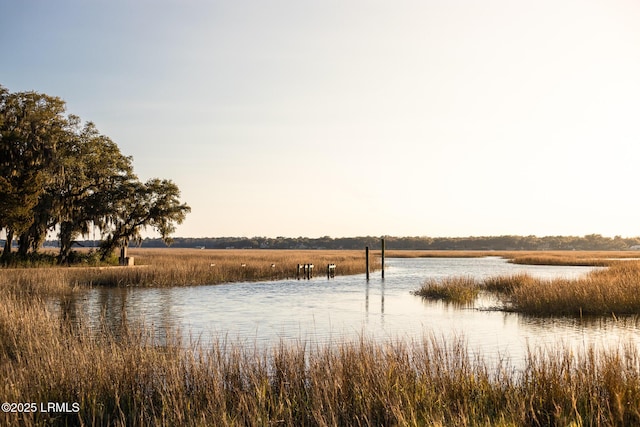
{"left": 0, "top": 251, "right": 58, "bottom": 268}
{"left": 0, "top": 84, "right": 190, "bottom": 264}
{"left": 55, "top": 121, "right": 136, "bottom": 264}
{"left": 0, "top": 87, "right": 68, "bottom": 257}
{"left": 98, "top": 178, "right": 191, "bottom": 260}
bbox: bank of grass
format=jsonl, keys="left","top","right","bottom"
{"left": 5, "top": 252, "right": 640, "bottom": 425}
{"left": 507, "top": 253, "right": 614, "bottom": 267}
{"left": 481, "top": 273, "right": 539, "bottom": 295}
{"left": 0, "top": 248, "right": 379, "bottom": 288}
{"left": 415, "top": 260, "right": 640, "bottom": 316}
{"left": 412, "top": 276, "right": 479, "bottom": 305}
{"left": 1, "top": 249, "right": 634, "bottom": 289}
{"left": 388, "top": 250, "right": 639, "bottom": 266}
{"left": 506, "top": 261, "right": 640, "bottom": 315}
{"left": 3, "top": 286, "right": 640, "bottom": 426}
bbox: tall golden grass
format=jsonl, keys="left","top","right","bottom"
{"left": 506, "top": 260, "right": 640, "bottom": 315}
{"left": 507, "top": 253, "right": 615, "bottom": 267}
{"left": 388, "top": 250, "right": 640, "bottom": 266}
{"left": 0, "top": 249, "right": 380, "bottom": 288}
{"left": 1, "top": 249, "right": 633, "bottom": 290}
{"left": 415, "top": 259, "right": 640, "bottom": 316}
{"left": 5, "top": 251, "right": 640, "bottom": 424}
{"left": 3, "top": 286, "right": 640, "bottom": 426}
{"left": 412, "top": 276, "right": 479, "bottom": 305}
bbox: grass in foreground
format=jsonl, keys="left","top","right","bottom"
{"left": 2, "top": 285, "right": 640, "bottom": 426}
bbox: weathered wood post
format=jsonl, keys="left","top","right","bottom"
{"left": 327, "top": 264, "right": 336, "bottom": 279}
{"left": 365, "top": 246, "right": 370, "bottom": 281}
{"left": 118, "top": 243, "right": 135, "bottom": 266}
{"left": 381, "top": 238, "right": 385, "bottom": 279}
{"left": 119, "top": 245, "right": 127, "bottom": 266}
{"left": 297, "top": 264, "right": 315, "bottom": 279}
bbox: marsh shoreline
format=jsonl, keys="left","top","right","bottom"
{"left": 3, "top": 250, "right": 640, "bottom": 425}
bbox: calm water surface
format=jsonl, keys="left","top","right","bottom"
{"left": 53, "top": 257, "right": 640, "bottom": 364}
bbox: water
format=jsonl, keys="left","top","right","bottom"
{"left": 52, "top": 257, "right": 640, "bottom": 365}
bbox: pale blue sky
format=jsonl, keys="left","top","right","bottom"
{"left": 2, "top": 0, "right": 640, "bottom": 238}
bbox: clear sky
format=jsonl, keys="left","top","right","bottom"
{"left": 2, "top": 0, "right": 640, "bottom": 239}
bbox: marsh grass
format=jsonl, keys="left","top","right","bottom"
{"left": 415, "top": 263, "right": 640, "bottom": 316}
{"left": 386, "top": 250, "right": 495, "bottom": 258}
{"left": 389, "top": 249, "right": 640, "bottom": 264}
{"left": 439, "top": 260, "right": 640, "bottom": 316}
{"left": 503, "top": 250, "right": 640, "bottom": 267}
{"left": 505, "top": 261, "right": 640, "bottom": 315}
{"left": 3, "top": 285, "right": 640, "bottom": 426}
{"left": 507, "top": 254, "right": 613, "bottom": 267}
{"left": 7, "top": 249, "right": 640, "bottom": 424}
{"left": 0, "top": 249, "right": 379, "bottom": 289}
{"left": 413, "top": 276, "right": 480, "bottom": 305}
{"left": 481, "top": 273, "right": 538, "bottom": 295}
{"left": 408, "top": 253, "right": 640, "bottom": 316}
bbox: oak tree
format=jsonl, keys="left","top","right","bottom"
{"left": 98, "top": 178, "right": 191, "bottom": 260}
{"left": 0, "top": 85, "right": 190, "bottom": 264}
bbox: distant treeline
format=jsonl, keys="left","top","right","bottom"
{"left": 49, "top": 234, "right": 640, "bottom": 251}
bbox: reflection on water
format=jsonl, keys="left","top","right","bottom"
{"left": 47, "top": 257, "right": 640, "bottom": 365}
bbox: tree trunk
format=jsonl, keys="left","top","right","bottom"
{"left": 17, "top": 233, "right": 30, "bottom": 257}
{"left": 2, "top": 229, "right": 13, "bottom": 261}
{"left": 58, "top": 222, "right": 74, "bottom": 265}
{"left": 28, "top": 224, "right": 47, "bottom": 254}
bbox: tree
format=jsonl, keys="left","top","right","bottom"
{"left": 99, "top": 178, "right": 191, "bottom": 260}
{"left": 0, "top": 86, "right": 69, "bottom": 259}
{"left": 1, "top": 84, "right": 191, "bottom": 264}
{"left": 55, "top": 121, "right": 136, "bottom": 264}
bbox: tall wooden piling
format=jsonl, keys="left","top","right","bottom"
{"left": 365, "top": 246, "right": 370, "bottom": 281}
{"left": 381, "top": 238, "right": 385, "bottom": 279}
{"left": 119, "top": 245, "right": 127, "bottom": 266}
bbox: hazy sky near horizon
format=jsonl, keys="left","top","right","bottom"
{"left": 2, "top": 0, "right": 640, "bottom": 238}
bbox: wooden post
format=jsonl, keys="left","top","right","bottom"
{"left": 381, "top": 238, "right": 385, "bottom": 279}
{"left": 119, "top": 245, "right": 128, "bottom": 266}
{"left": 327, "top": 264, "right": 336, "bottom": 278}
{"left": 298, "top": 263, "right": 314, "bottom": 279}
{"left": 365, "top": 246, "right": 370, "bottom": 281}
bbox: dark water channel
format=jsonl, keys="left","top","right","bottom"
{"left": 51, "top": 257, "right": 640, "bottom": 365}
